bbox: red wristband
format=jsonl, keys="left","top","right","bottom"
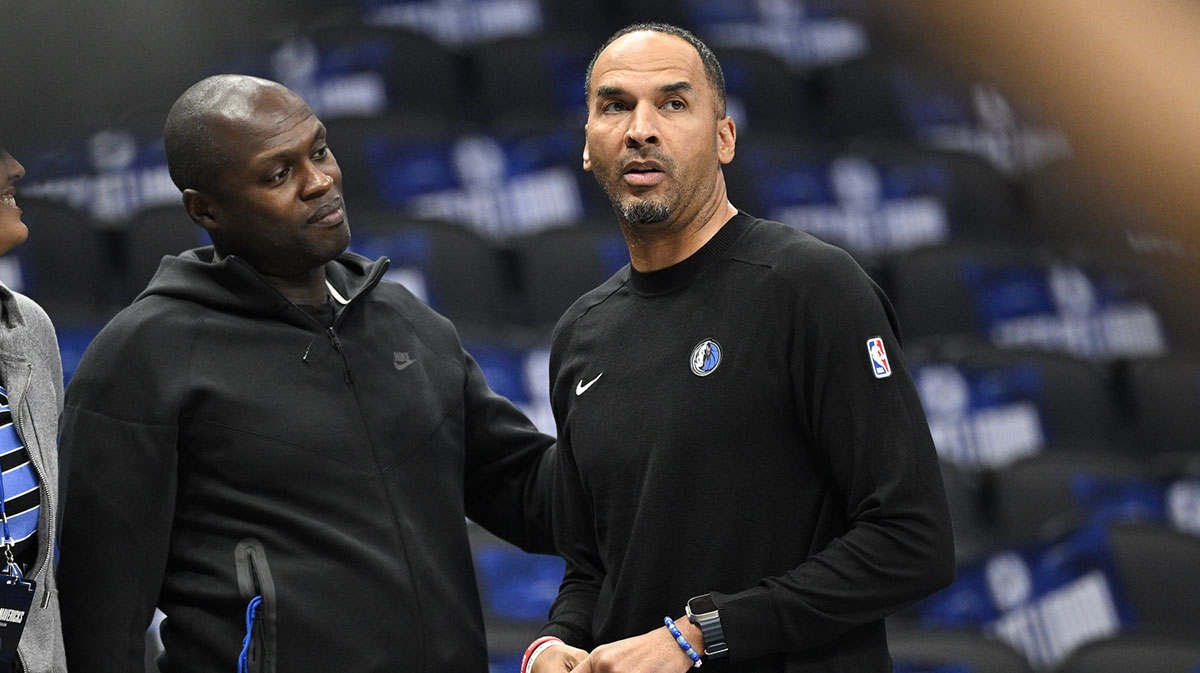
{"left": 521, "top": 636, "right": 564, "bottom": 673}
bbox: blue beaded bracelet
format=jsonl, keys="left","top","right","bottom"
{"left": 663, "top": 616, "right": 703, "bottom": 668}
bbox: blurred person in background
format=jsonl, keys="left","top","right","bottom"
{"left": 0, "top": 146, "right": 68, "bottom": 673}
{"left": 525, "top": 24, "right": 954, "bottom": 673}
{"left": 55, "top": 75, "right": 557, "bottom": 673}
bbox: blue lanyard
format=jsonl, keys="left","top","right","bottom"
{"left": 0, "top": 387, "right": 21, "bottom": 580}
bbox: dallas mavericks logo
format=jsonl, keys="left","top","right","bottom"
{"left": 690, "top": 339, "right": 722, "bottom": 377}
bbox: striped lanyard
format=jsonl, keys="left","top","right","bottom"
{"left": 0, "top": 389, "right": 20, "bottom": 581}
{"left": 0, "top": 458, "right": 19, "bottom": 580}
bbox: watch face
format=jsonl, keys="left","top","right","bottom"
{"left": 688, "top": 594, "right": 718, "bottom": 616}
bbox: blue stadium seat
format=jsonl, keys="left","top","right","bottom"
{"left": 359, "top": 0, "right": 545, "bottom": 46}
{"left": 817, "top": 59, "right": 1071, "bottom": 175}
{"left": 680, "top": 0, "right": 871, "bottom": 69}
{"left": 888, "top": 243, "right": 1172, "bottom": 361}
{"left": 248, "top": 22, "right": 464, "bottom": 122}
{"left": 17, "top": 110, "right": 178, "bottom": 226}
{"left": 348, "top": 211, "right": 518, "bottom": 331}
{"left": 328, "top": 116, "right": 592, "bottom": 235}
{"left": 908, "top": 343, "right": 1118, "bottom": 470}
{"left": 725, "top": 136, "right": 1020, "bottom": 266}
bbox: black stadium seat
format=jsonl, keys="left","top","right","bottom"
{"left": 1052, "top": 632, "right": 1200, "bottom": 673}
{"left": 15, "top": 196, "right": 121, "bottom": 323}
{"left": 121, "top": 204, "right": 207, "bottom": 304}
{"left": 888, "top": 624, "right": 1034, "bottom": 673}
{"left": 987, "top": 450, "right": 1151, "bottom": 546}
{"left": 348, "top": 211, "right": 519, "bottom": 333}
{"left": 1121, "top": 352, "right": 1200, "bottom": 466}
{"left": 1108, "top": 522, "right": 1200, "bottom": 638}
{"left": 511, "top": 224, "right": 628, "bottom": 332}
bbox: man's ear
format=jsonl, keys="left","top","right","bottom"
{"left": 582, "top": 124, "right": 592, "bottom": 172}
{"left": 717, "top": 116, "right": 736, "bottom": 165}
{"left": 182, "top": 189, "right": 219, "bottom": 235}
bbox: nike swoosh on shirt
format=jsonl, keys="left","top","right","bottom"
{"left": 576, "top": 373, "right": 603, "bottom": 395}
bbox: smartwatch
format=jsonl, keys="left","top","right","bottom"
{"left": 686, "top": 594, "right": 729, "bottom": 659}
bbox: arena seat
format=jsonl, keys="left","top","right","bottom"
{"left": 987, "top": 450, "right": 1152, "bottom": 546}
{"left": 888, "top": 624, "right": 1034, "bottom": 673}
{"left": 1108, "top": 522, "right": 1200, "bottom": 638}
{"left": 717, "top": 46, "right": 818, "bottom": 137}
{"left": 257, "top": 22, "right": 465, "bottom": 122}
{"left": 468, "top": 33, "right": 594, "bottom": 132}
{"left": 723, "top": 135, "right": 1020, "bottom": 268}
{"left": 1052, "top": 632, "right": 1200, "bottom": 673}
{"left": 348, "top": 211, "right": 519, "bottom": 331}
{"left": 121, "top": 204, "right": 207, "bottom": 305}
{"left": 16, "top": 196, "right": 122, "bottom": 324}
{"left": 817, "top": 58, "right": 1071, "bottom": 175}
{"left": 908, "top": 343, "right": 1119, "bottom": 471}
{"left": 1120, "top": 353, "right": 1200, "bottom": 469}
{"left": 510, "top": 224, "right": 628, "bottom": 332}
{"left": 887, "top": 242, "right": 1171, "bottom": 362}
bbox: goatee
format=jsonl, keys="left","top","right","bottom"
{"left": 619, "top": 200, "right": 671, "bottom": 224}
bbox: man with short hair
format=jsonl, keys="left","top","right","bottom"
{"left": 526, "top": 24, "right": 955, "bottom": 673}
{"left": 57, "top": 75, "right": 557, "bottom": 672}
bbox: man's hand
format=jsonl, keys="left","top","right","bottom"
{"left": 568, "top": 619, "right": 702, "bottom": 673}
{"left": 531, "top": 642, "right": 589, "bottom": 673}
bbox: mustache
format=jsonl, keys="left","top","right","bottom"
{"left": 619, "top": 149, "right": 672, "bottom": 170}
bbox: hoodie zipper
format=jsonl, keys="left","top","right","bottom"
{"left": 235, "top": 539, "right": 275, "bottom": 673}
{"left": 327, "top": 327, "right": 353, "bottom": 385}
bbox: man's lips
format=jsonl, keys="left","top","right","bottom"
{"left": 622, "top": 160, "right": 665, "bottom": 187}
{"left": 0, "top": 191, "right": 19, "bottom": 213}
{"left": 309, "top": 198, "right": 344, "bottom": 225}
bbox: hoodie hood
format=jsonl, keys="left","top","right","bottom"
{"left": 138, "top": 246, "right": 390, "bottom": 327}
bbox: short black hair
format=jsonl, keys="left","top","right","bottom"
{"left": 585, "top": 22, "right": 726, "bottom": 117}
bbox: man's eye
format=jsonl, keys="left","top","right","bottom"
{"left": 664, "top": 100, "right": 685, "bottom": 111}
{"left": 602, "top": 101, "right": 628, "bottom": 112}
{"left": 268, "top": 167, "right": 290, "bottom": 183}
{"left": 313, "top": 146, "right": 329, "bottom": 160}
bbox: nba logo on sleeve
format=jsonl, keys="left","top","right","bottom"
{"left": 867, "top": 337, "right": 891, "bottom": 378}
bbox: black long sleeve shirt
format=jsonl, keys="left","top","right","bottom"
{"left": 542, "top": 213, "right": 954, "bottom": 672}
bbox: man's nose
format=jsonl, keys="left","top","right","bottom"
{"left": 624, "top": 104, "right": 660, "bottom": 147}
{"left": 301, "top": 162, "right": 335, "bottom": 198}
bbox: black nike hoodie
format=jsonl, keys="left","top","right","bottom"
{"left": 57, "top": 247, "right": 556, "bottom": 673}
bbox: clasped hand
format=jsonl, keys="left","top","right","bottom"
{"left": 531, "top": 624, "right": 700, "bottom": 673}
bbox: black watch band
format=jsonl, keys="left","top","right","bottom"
{"left": 686, "top": 594, "right": 729, "bottom": 659}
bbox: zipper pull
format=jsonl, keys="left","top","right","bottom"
{"left": 327, "top": 328, "right": 352, "bottom": 384}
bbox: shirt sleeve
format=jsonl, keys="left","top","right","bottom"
{"left": 57, "top": 324, "right": 180, "bottom": 673}
{"left": 712, "top": 245, "right": 956, "bottom": 661}
{"left": 535, "top": 321, "right": 601, "bottom": 649}
{"left": 461, "top": 350, "right": 558, "bottom": 556}
{"left": 538, "top": 430, "right": 602, "bottom": 648}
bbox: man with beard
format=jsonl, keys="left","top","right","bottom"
{"left": 57, "top": 75, "right": 557, "bottom": 672}
{"left": 524, "top": 24, "right": 955, "bottom": 673}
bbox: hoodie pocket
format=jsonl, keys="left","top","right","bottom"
{"left": 234, "top": 539, "right": 277, "bottom": 673}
